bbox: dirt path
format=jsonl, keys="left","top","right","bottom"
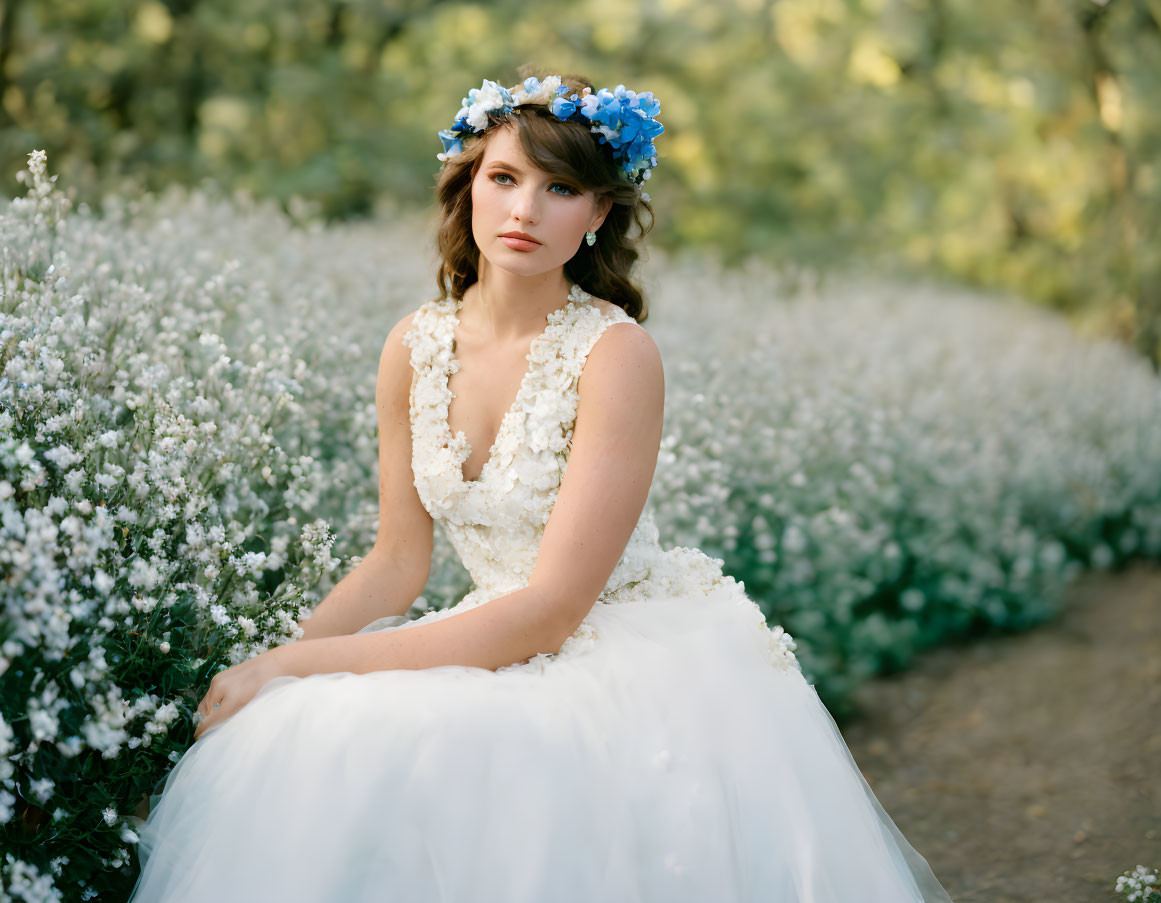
{"left": 841, "top": 561, "right": 1161, "bottom": 903}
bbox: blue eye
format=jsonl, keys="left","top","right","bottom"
{"left": 490, "top": 173, "right": 577, "bottom": 196}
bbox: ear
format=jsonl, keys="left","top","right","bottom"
{"left": 591, "top": 195, "right": 614, "bottom": 232}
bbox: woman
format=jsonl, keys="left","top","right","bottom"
{"left": 130, "top": 69, "right": 956, "bottom": 902}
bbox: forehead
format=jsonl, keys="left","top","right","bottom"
{"left": 480, "top": 126, "right": 536, "bottom": 170}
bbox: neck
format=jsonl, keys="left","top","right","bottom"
{"left": 466, "top": 258, "right": 574, "bottom": 341}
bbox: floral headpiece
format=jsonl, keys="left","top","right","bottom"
{"left": 436, "top": 75, "right": 664, "bottom": 189}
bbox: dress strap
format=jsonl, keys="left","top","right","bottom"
{"left": 521, "top": 287, "right": 638, "bottom": 455}
{"left": 574, "top": 294, "right": 637, "bottom": 375}
{"left": 401, "top": 297, "right": 456, "bottom": 382}
{"left": 400, "top": 298, "right": 462, "bottom": 511}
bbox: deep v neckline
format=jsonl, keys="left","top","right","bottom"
{"left": 443, "top": 282, "right": 587, "bottom": 485}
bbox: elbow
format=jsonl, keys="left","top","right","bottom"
{"left": 530, "top": 582, "right": 599, "bottom": 653}
{"left": 544, "top": 623, "right": 574, "bottom": 656}
{"left": 368, "top": 542, "right": 430, "bottom": 589}
{"left": 365, "top": 544, "right": 431, "bottom": 608}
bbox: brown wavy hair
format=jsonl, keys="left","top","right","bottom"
{"left": 431, "top": 65, "right": 656, "bottom": 322}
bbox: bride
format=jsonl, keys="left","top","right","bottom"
{"left": 129, "top": 69, "right": 956, "bottom": 902}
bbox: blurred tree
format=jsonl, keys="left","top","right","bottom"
{"left": 1, "top": 0, "right": 1157, "bottom": 363}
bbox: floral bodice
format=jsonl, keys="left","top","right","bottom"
{"left": 400, "top": 282, "right": 800, "bottom": 673}
{"left": 402, "top": 282, "right": 663, "bottom": 602}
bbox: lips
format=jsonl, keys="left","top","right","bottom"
{"left": 499, "top": 231, "right": 542, "bottom": 251}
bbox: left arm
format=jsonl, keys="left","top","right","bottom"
{"left": 282, "top": 320, "right": 664, "bottom": 670}
{"left": 195, "top": 322, "right": 663, "bottom": 737}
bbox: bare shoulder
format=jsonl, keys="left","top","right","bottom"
{"left": 586, "top": 297, "right": 660, "bottom": 361}
{"left": 376, "top": 307, "right": 426, "bottom": 398}
{"left": 385, "top": 306, "right": 423, "bottom": 347}
{"left": 579, "top": 298, "right": 664, "bottom": 406}
{"left": 586, "top": 296, "right": 638, "bottom": 324}
{"left": 378, "top": 306, "right": 428, "bottom": 362}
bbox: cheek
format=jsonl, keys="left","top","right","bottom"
{"left": 568, "top": 207, "right": 592, "bottom": 233}
{"left": 470, "top": 179, "right": 492, "bottom": 214}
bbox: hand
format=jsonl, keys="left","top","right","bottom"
{"left": 194, "top": 649, "right": 285, "bottom": 741}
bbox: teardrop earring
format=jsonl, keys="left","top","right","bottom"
{"left": 585, "top": 230, "right": 597, "bottom": 247}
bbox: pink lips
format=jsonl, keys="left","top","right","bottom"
{"left": 499, "top": 232, "right": 542, "bottom": 251}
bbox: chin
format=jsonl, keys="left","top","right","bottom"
{"left": 488, "top": 252, "right": 559, "bottom": 277}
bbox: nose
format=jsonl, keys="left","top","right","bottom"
{"left": 509, "top": 182, "right": 539, "bottom": 224}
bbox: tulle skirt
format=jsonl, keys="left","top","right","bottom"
{"left": 128, "top": 585, "right": 955, "bottom": 903}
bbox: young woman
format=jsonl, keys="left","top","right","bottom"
{"left": 130, "top": 70, "right": 956, "bottom": 902}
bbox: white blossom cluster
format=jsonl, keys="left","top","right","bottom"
{"left": 1116, "top": 865, "right": 1160, "bottom": 902}
{"left": 3, "top": 149, "right": 1160, "bottom": 898}
{"left": 639, "top": 250, "right": 1161, "bottom": 694}
{"left": 0, "top": 155, "right": 408, "bottom": 898}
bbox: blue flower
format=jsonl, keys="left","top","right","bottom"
{"left": 437, "top": 75, "right": 664, "bottom": 186}
{"left": 437, "top": 129, "right": 463, "bottom": 158}
{"left": 635, "top": 91, "right": 661, "bottom": 118}
{"left": 552, "top": 92, "right": 583, "bottom": 119}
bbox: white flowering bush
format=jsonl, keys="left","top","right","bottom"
{"left": 1116, "top": 865, "right": 1161, "bottom": 902}
{"left": 0, "top": 154, "right": 447, "bottom": 901}
{"left": 643, "top": 250, "right": 1161, "bottom": 710}
{"left": 2, "top": 151, "right": 1160, "bottom": 899}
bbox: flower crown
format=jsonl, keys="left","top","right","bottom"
{"left": 436, "top": 75, "right": 664, "bottom": 189}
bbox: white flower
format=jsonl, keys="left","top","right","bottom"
{"left": 782, "top": 523, "right": 808, "bottom": 553}
{"left": 93, "top": 569, "right": 115, "bottom": 594}
{"left": 30, "top": 776, "right": 54, "bottom": 803}
{"left": 0, "top": 787, "right": 15, "bottom": 823}
{"left": 234, "top": 551, "right": 267, "bottom": 577}
{"left": 511, "top": 75, "right": 562, "bottom": 106}
{"left": 465, "top": 79, "right": 511, "bottom": 131}
{"left": 153, "top": 702, "right": 178, "bottom": 725}
{"left": 45, "top": 444, "right": 84, "bottom": 470}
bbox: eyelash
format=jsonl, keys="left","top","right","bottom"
{"left": 490, "top": 173, "right": 577, "bottom": 196}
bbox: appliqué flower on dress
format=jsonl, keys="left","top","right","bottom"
{"left": 766, "top": 624, "right": 801, "bottom": 673}
{"left": 400, "top": 282, "right": 801, "bottom": 675}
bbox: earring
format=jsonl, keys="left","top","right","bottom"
{"left": 585, "top": 230, "right": 597, "bottom": 246}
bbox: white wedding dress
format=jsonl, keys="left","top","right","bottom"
{"left": 129, "top": 283, "right": 956, "bottom": 902}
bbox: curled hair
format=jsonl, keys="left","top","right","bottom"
{"left": 431, "top": 66, "right": 655, "bottom": 322}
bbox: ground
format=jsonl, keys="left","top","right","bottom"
{"left": 842, "top": 561, "right": 1161, "bottom": 903}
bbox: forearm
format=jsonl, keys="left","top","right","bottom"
{"left": 275, "top": 584, "right": 571, "bottom": 675}
{"left": 297, "top": 547, "right": 424, "bottom": 642}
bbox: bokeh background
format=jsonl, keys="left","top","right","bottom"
{"left": 4, "top": 0, "right": 1160, "bottom": 363}
{"left": 3, "top": 2, "right": 1160, "bottom": 902}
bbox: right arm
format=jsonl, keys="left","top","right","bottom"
{"left": 296, "top": 310, "right": 435, "bottom": 641}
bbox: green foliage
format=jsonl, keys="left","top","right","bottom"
{"left": 1, "top": 0, "right": 1158, "bottom": 362}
